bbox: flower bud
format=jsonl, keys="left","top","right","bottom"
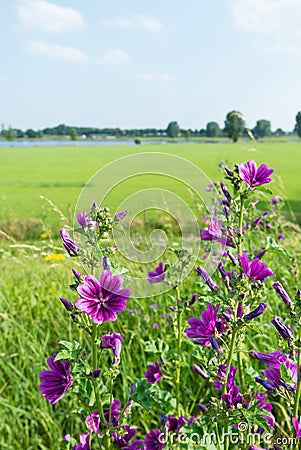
{"left": 271, "top": 318, "right": 293, "bottom": 340}
{"left": 273, "top": 281, "right": 292, "bottom": 306}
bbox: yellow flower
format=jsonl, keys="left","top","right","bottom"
{"left": 44, "top": 254, "right": 65, "bottom": 261}
{"left": 40, "top": 232, "right": 48, "bottom": 239}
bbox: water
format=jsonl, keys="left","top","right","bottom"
{"left": 0, "top": 138, "right": 228, "bottom": 148}
{"left": 0, "top": 139, "right": 170, "bottom": 148}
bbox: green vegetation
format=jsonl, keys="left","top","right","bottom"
{"left": 224, "top": 111, "right": 245, "bottom": 142}
{"left": 0, "top": 143, "right": 300, "bottom": 448}
{"left": 1, "top": 142, "right": 300, "bottom": 235}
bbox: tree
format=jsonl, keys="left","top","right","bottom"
{"left": 70, "top": 128, "right": 77, "bottom": 140}
{"left": 6, "top": 127, "right": 15, "bottom": 141}
{"left": 206, "top": 122, "right": 221, "bottom": 138}
{"left": 26, "top": 129, "right": 38, "bottom": 138}
{"left": 273, "top": 128, "right": 286, "bottom": 137}
{"left": 295, "top": 112, "right": 301, "bottom": 138}
{"left": 166, "top": 121, "right": 180, "bottom": 138}
{"left": 253, "top": 119, "right": 271, "bottom": 139}
{"left": 224, "top": 111, "right": 245, "bottom": 142}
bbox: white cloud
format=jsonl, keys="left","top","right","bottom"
{"left": 136, "top": 72, "right": 171, "bottom": 82}
{"left": 25, "top": 39, "right": 89, "bottom": 62}
{"left": 15, "top": 0, "right": 84, "bottom": 32}
{"left": 229, "top": 0, "right": 301, "bottom": 55}
{"left": 102, "top": 49, "right": 130, "bottom": 65}
{"left": 103, "top": 14, "right": 163, "bottom": 32}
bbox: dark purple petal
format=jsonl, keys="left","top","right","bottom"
{"left": 39, "top": 354, "right": 72, "bottom": 404}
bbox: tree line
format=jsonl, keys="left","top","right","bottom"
{"left": 2, "top": 111, "right": 301, "bottom": 142}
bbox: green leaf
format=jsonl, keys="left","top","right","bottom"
{"left": 266, "top": 237, "right": 291, "bottom": 258}
{"left": 256, "top": 186, "right": 273, "bottom": 195}
{"left": 54, "top": 350, "right": 70, "bottom": 361}
{"left": 132, "top": 379, "right": 165, "bottom": 413}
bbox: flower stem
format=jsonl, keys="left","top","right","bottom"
{"left": 222, "top": 329, "right": 237, "bottom": 395}
{"left": 91, "top": 322, "right": 109, "bottom": 449}
{"left": 237, "top": 194, "right": 245, "bottom": 392}
{"left": 175, "top": 285, "right": 183, "bottom": 417}
{"left": 293, "top": 327, "right": 301, "bottom": 448}
{"left": 237, "top": 193, "right": 244, "bottom": 256}
{"left": 237, "top": 348, "right": 244, "bottom": 390}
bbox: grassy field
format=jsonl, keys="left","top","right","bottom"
{"left": 1, "top": 142, "right": 301, "bottom": 235}
{"left": 1, "top": 141, "right": 301, "bottom": 449}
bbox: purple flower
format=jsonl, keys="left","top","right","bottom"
{"left": 86, "top": 400, "right": 120, "bottom": 432}
{"left": 252, "top": 217, "right": 262, "bottom": 227}
{"left": 196, "top": 266, "right": 219, "bottom": 293}
{"left": 255, "top": 377, "right": 275, "bottom": 393}
{"left": 72, "top": 268, "right": 83, "bottom": 281}
{"left": 221, "top": 384, "right": 244, "bottom": 409}
{"left": 76, "top": 270, "right": 130, "bottom": 324}
{"left": 116, "top": 210, "right": 128, "bottom": 220}
{"left": 186, "top": 303, "right": 227, "bottom": 347}
{"left": 144, "top": 429, "right": 164, "bottom": 450}
{"left": 272, "top": 281, "right": 292, "bottom": 306}
{"left": 167, "top": 416, "right": 188, "bottom": 431}
{"left": 253, "top": 349, "right": 297, "bottom": 390}
{"left": 278, "top": 233, "right": 284, "bottom": 240}
{"left": 239, "top": 253, "right": 275, "bottom": 281}
{"left": 113, "top": 425, "right": 144, "bottom": 449}
{"left": 60, "top": 297, "right": 73, "bottom": 311}
{"left": 77, "top": 209, "right": 90, "bottom": 228}
{"left": 201, "top": 218, "right": 232, "bottom": 246}
{"left": 227, "top": 250, "right": 238, "bottom": 266}
{"left": 65, "top": 433, "right": 90, "bottom": 450}
{"left": 292, "top": 417, "right": 301, "bottom": 439}
{"left": 189, "top": 293, "right": 199, "bottom": 306}
{"left": 251, "top": 350, "right": 286, "bottom": 369}
{"left": 220, "top": 181, "right": 232, "bottom": 202}
{"left": 244, "top": 302, "right": 267, "bottom": 321}
{"left": 271, "top": 195, "right": 281, "bottom": 205}
{"left": 147, "top": 262, "right": 167, "bottom": 284}
{"left": 101, "top": 332, "right": 123, "bottom": 364}
{"left": 60, "top": 229, "right": 78, "bottom": 256}
{"left": 271, "top": 318, "right": 293, "bottom": 340}
{"left": 193, "top": 364, "right": 209, "bottom": 380}
{"left": 238, "top": 160, "right": 274, "bottom": 187}
{"left": 145, "top": 360, "right": 162, "bottom": 384}
{"left": 39, "top": 354, "right": 73, "bottom": 404}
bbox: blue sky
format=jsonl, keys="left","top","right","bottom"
{"left": 1, "top": 0, "right": 301, "bottom": 131}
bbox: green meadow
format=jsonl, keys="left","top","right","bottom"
{"left": 1, "top": 142, "right": 301, "bottom": 233}
{"left": 0, "top": 141, "right": 301, "bottom": 449}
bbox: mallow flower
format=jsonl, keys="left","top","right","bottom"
{"left": 186, "top": 303, "right": 227, "bottom": 347}
{"left": 239, "top": 253, "right": 275, "bottom": 281}
{"left": 238, "top": 160, "right": 274, "bottom": 187}
{"left": 39, "top": 354, "right": 73, "bottom": 404}
{"left": 86, "top": 400, "right": 120, "bottom": 433}
{"left": 76, "top": 270, "right": 130, "bottom": 324}
{"left": 60, "top": 229, "right": 78, "bottom": 256}
{"left": 147, "top": 262, "right": 167, "bottom": 284}
{"left": 65, "top": 433, "right": 90, "bottom": 450}
{"left": 145, "top": 360, "right": 162, "bottom": 384}
{"left": 101, "top": 332, "right": 123, "bottom": 364}
{"left": 144, "top": 429, "right": 165, "bottom": 450}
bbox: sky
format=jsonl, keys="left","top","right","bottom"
{"left": 1, "top": 0, "right": 301, "bottom": 132}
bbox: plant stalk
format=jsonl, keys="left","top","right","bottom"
{"left": 175, "top": 285, "right": 183, "bottom": 417}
